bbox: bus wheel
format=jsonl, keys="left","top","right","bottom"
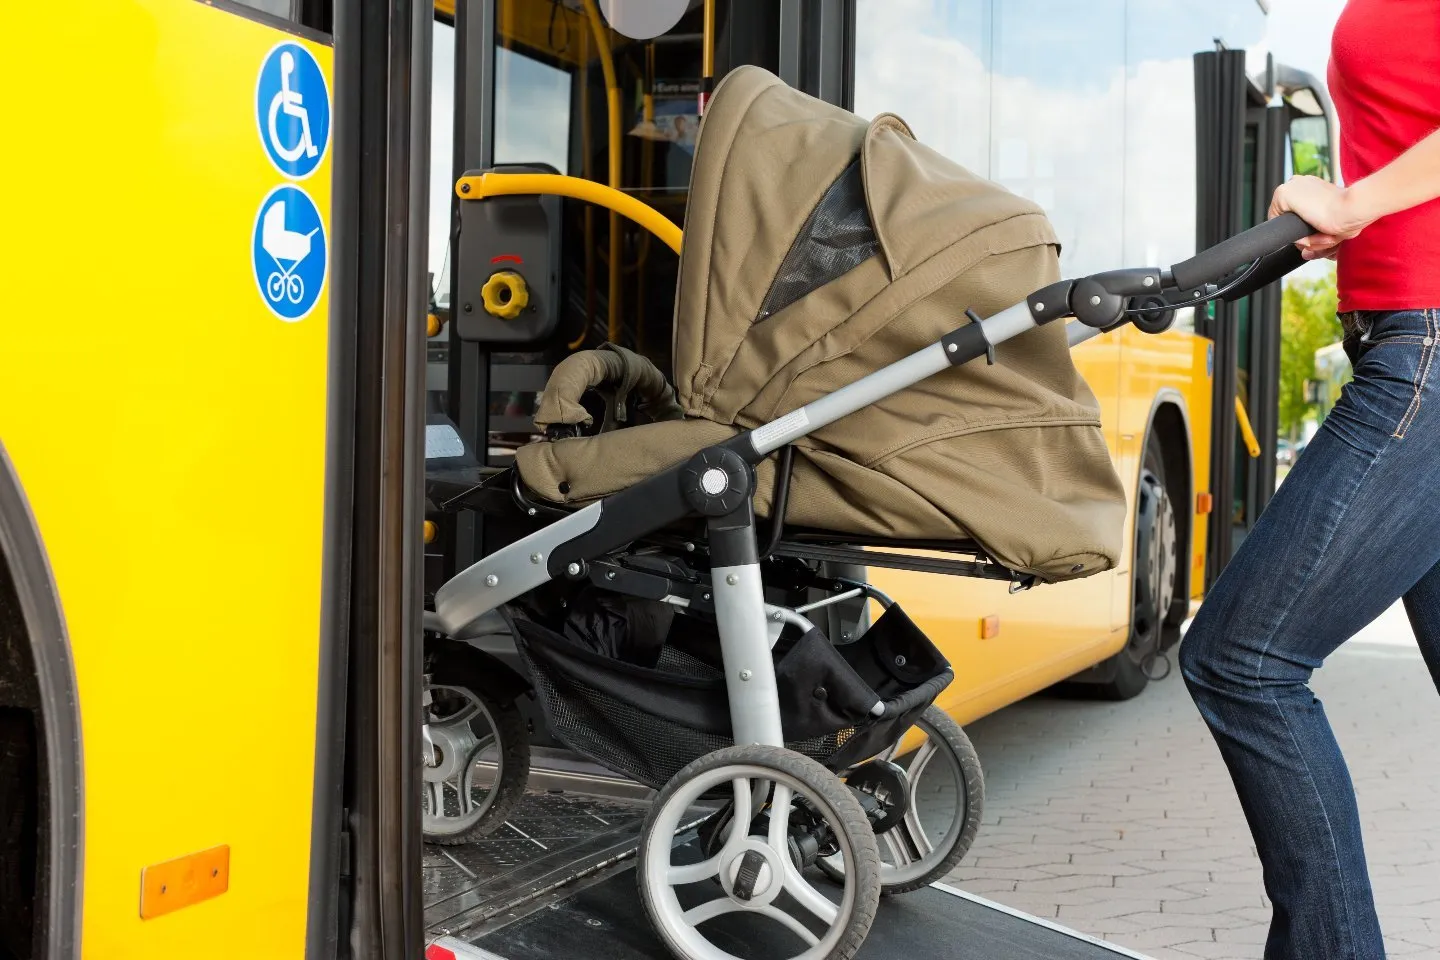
{"left": 1097, "top": 433, "right": 1178, "bottom": 700}
{"left": 421, "top": 637, "right": 531, "bottom": 845}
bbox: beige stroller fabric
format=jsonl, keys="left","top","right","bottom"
{"left": 515, "top": 66, "right": 1127, "bottom": 582}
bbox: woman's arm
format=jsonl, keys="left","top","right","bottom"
{"left": 1269, "top": 124, "right": 1440, "bottom": 258}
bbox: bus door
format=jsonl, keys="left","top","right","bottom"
{"left": 1195, "top": 49, "right": 1335, "bottom": 578}
{"left": 0, "top": 0, "right": 433, "bottom": 956}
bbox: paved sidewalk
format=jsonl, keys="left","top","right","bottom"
{"left": 945, "top": 602, "right": 1440, "bottom": 959}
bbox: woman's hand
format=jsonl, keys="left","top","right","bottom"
{"left": 1268, "top": 175, "right": 1370, "bottom": 260}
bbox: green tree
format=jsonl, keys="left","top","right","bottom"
{"left": 1279, "top": 269, "right": 1342, "bottom": 440}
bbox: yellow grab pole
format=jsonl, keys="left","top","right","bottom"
{"left": 456, "top": 172, "right": 683, "bottom": 255}
{"left": 1235, "top": 396, "right": 1262, "bottom": 459}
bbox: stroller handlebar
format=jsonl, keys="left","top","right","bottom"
{"left": 1047, "top": 212, "right": 1315, "bottom": 332}
{"left": 1168, "top": 213, "right": 1314, "bottom": 292}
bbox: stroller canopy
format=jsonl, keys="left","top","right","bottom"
{"left": 518, "top": 66, "right": 1126, "bottom": 582}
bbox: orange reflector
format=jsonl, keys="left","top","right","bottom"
{"left": 980, "top": 615, "right": 1000, "bottom": 639}
{"left": 426, "top": 947, "right": 458, "bottom": 960}
{"left": 139, "top": 844, "right": 229, "bottom": 920}
{"left": 423, "top": 520, "right": 437, "bottom": 544}
{"left": 1196, "top": 492, "right": 1213, "bottom": 515}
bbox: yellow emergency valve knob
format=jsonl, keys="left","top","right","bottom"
{"left": 426, "top": 312, "right": 444, "bottom": 337}
{"left": 423, "top": 520, "right": 438, "bottom": 544}
{"left": 481, "top": 271, "right": 529, "bottom": 320}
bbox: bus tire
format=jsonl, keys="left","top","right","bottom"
{"left": 1094, "top": 430, "right": 1178, "bottom": 700}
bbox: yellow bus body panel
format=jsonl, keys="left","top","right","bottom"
{"left": 871, "top": 325, "right": 1213, "bottom": 716}
{"left": 0, "top": 3, "right": 332, "bottom": 956}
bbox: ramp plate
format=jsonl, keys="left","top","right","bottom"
{"left": 425, "top": 790, "right": 1151, "bottom": 959}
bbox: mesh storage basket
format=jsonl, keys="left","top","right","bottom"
{"left": 507, "top": 598, "right": 953, "bottom": 791}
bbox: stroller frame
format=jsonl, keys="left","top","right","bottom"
{"left": 431, "top": 299, "right": 1039, "bottom": 749}
{"left": 425, "top": 194, "right": 1316, "bottom": 957}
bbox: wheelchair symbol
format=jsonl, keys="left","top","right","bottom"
{"left": 268, "top": 52, "right": 320, "bottom": 165}
{"left": 256, "top": 42, "right": 330, "bottom": 179}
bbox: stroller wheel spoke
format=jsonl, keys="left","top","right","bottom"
{"left": 766, "top": 784, "right": 794, "bottom": 849}
{"left": 781, "top": 861, "right": 839, "bottom": 926}
{"left": 901, "top": 809, "right": 934, "bottom": 857}
{"left": 881, "top": 828, "right": 914, "bottom": 866}
{"left": 669, "top": 855, "right": 724, "bottom": 886}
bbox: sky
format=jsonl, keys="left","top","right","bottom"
{"left": 1266, "top": 0, "right": 1344, "bottom": 86}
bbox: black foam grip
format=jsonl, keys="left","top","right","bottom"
{"left": 1219, "top": 245, "right": 1307, "bottom": 302}
{"left": 1170, "top": 213, "right": 1313, "bottom": 291}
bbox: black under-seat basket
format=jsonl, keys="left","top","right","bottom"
{"left": 505, "top": 591, "right": 954, "bottom": 791}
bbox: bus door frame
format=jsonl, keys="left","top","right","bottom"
{"left": 325, "top": 0, "right": 432, "bottom": 957}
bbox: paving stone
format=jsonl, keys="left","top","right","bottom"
{"left": 1102, "top": 926, "right": 1216, "bottom": 950}
{"left": 1165, "top": 939, "right": 1261, "bottom": 959}
{"left": 937, "top": 607, "right": 1440, "bottom": 958}
{"left": 1056, "top": 898, "right": 1162, "bottom": 921}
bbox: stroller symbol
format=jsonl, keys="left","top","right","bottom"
{"left": 262, "top": 199, "right": 320, "bottom": 305}
{"left": 252, "top": 184, "right": 326, "bottom": 322}
{"left": 267, "top": 52, "right": 319, "bottom": 164}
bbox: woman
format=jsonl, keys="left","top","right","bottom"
{"left": 1178, "top": 2, "right": 1440, "bottom": 958}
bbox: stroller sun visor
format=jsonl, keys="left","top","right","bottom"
{"left": 519, "top": 66, "right": 1127, "bottom": 581}
{"left": 669, "top": 66, "right": 1126, "bottom": 580}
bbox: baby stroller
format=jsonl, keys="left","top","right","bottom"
{"left": 424, "top": 66, "right": 1314, "bottom": 960}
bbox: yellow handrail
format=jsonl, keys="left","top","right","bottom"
{"left": 456, "top": 172, "right": 684, "bottom": 255}
{"left": 1235, "top": 396, "right": 1261, "bottom": 459}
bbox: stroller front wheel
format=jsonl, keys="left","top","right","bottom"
{"left": 637, "top": 744, "right": 882, "bottom": 960}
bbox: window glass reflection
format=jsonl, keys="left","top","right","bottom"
{"left": 853, "top": 0, "right": 990, "bottom": 177}
{"left": 494, "top": 47, "right": 573, "bottom": 172}
{"left": 430, "top": 22, "right": 456, "bottom": 307}
{"left": 991, "top": 0, "right": 1126, "bottom": 278}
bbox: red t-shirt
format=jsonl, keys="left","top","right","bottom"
{"left": 1328, "top": 0, "right": 1440, "bottom": 312}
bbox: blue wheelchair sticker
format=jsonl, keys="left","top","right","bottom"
{"left": 255, "top": 42, "right": 330, "bottom": 180}
{"left": 252, "top": 185, "right": 327, "bottom": 322}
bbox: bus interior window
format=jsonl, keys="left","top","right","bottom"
{"left": 470, "top": 1, "right": 713, "bottom": 461}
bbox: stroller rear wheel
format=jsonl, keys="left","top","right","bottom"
{"left": 638, "top": 744, "right": 882, "bottom": 960}
{"left": 818, "top": 706, "right": 984, "bottom": 895}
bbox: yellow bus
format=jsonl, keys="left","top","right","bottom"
{"left": 0, "top": 1, "right": 1332, "bottom": 958}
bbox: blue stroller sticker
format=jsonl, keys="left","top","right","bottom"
{"left": 255, "top": 42, "right": 331, "bottom": 180}
{"left": 252, "top": 185, "right": 327, "bottom": 322}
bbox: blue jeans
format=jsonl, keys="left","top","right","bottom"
{"left": 1180, "top": 308, "right": 1440, "bottom": 960}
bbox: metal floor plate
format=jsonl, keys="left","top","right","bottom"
{"left": 424, "top": 791, "right": 659, "bottom": 939}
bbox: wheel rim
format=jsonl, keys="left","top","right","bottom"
{"left": 823, "top": 712, "right": 969, "bottom": 887}
{"left": 1154, "top": 484, "right": 1177, "bottom": 617}
{"left": 421, "top": 682, "right": 507, "bottom": 838}
{"left": 1129, "top": 469, "right": 1173, "bottom": 660}
{"left": 643, "top": 763, "right": 862, "bottom": 960}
